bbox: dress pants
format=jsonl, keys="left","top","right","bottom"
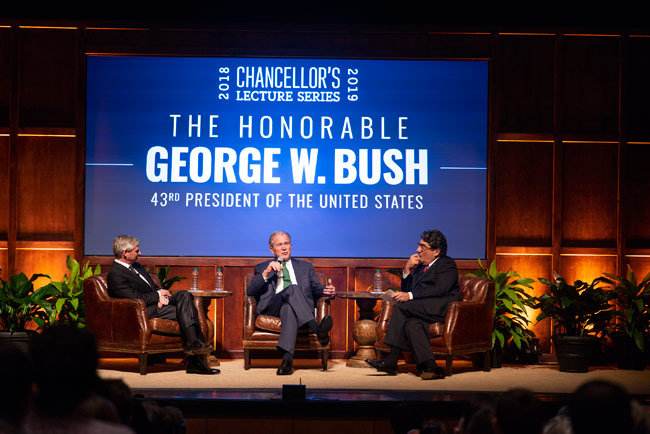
{"left": 265, "top": 284, "right": 316, "bottom": 355}
{"left": 384, "top": 300, "right": 436, "bottom": 366}
{"left": 151, "top": 290, "right": 203, "bottom": 343}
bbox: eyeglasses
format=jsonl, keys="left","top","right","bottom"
{"left": 417, "top": 243, "right": 432, "bottom": 251}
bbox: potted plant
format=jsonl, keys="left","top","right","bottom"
{"left": 0, "top": 272, "right": 58, "bottom": 349}
{"left": 151, "top": 265, "right": 186, "bottom": 290}
{"left": 534, "top": 272, "right": 617, "bottom": 372}
{"left": 46, "top": 255, "right": 101, "bottom": 329}
{"left": 604, "top": 265, "right": 650, "bottom": 370}
{"left": 467, "top": 259, "right": 537, "bottom": 367}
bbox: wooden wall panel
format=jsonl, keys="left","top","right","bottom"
{"left": 0, "top": 246, "right": 7, "bottom": 279}
{"left": 16, "top": 136, "right": 76, "bottom": 240}
{"left": 625, "top": 256, "right": 650, "bottom": 280}
{"left": 560, "top": 36, "right": 619, "bottom": 135}
{"left": 14, "top": 248, "right": 73, "bottom": 286}
{"left": 18, "top": 28, "right": 76, "bottom": 128}
{"left": 625, "top": 143, "right": 650, "bottom": 248}
{"left": 559, "top": 255, "right": 618, "bottom": 284}
{"left": 0, "top": 27, "right": 10, "bottom": 127}
{"left": 495, "top": 254, "right": 553, "bottom": 351}
{"left": 0, "top": 135, "right": 8, "bottom": 239}
{"left": 561, "top": 142, "right": 618, "bottom": 246}
{"left": 626, "top": 37, "right": 650, "bottom": 140}
{"left": 495, "top": 35, "right": 554, "bottom": 133}
{"left": 495, "top": 141, "right": 553, "bottom": 246}
{"left": 422, "top": 33, "right": 491, "bottom": 59}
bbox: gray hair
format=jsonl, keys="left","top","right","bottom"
{"left": 268, "top": 231, "right": 291, "bottom": 248}
{"left": 112, "top": 235, "right": 139, "bottom": 258}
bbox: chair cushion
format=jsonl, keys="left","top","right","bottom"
{"left": 255, "top": 315, "right": 282, "bottom": 333}
{"left": 254, "top": 314, "right": 314, "bottom": 334}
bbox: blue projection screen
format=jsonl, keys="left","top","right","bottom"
{"left": 85, "top": 56, "right": 487, "bottom": 258}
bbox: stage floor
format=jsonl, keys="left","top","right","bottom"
{"left": 98, "top": 357, "right": 650, "bottom": 398}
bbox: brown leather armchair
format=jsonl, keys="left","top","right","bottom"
{"left": 84, "top": 273, "right": 214, "bottom": 375}
{"left": 375, "top": 276, "right": 495, "bottom": 376}
{"left": 243, "top": 273, "right": 331, "bottom": 370}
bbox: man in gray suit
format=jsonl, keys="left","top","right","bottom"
{"left": 246, "top": 231, "right": 336, "bottom": 375}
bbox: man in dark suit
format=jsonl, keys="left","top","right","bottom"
{"left": 366, "top": 229, "right": 461, "bottom": 379}
{"left": 247, "top": 230, "right": 336, "bottom": 375}
{"left": 106, "top": 235, "right": 219, "bottom": 375}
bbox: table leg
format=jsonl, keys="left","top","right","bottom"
{"left": 347, "top": 298, "right": 379, "bottom": 368}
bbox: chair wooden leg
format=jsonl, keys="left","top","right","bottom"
{"left": 321, "top": 349, "right": 329, "bottom": 370}
{"left": 445, "top": 355, "right": 453, "bottom": 376}
{"left": 482, "top": 351, "right": 491, "bottom": 372}
{"left": 244, "top": 348, "right": 251, "bottom": 370}
{"left": 139, "top": 353, "right": 148, "bottom": 375}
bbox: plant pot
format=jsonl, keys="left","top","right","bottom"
{"left": 552, "top": 334, "right": 599, "bottom": 373}
{"left": 611, "top": 332, "right": 648, "bottom": 371}
{"left": 0, "top": 330, "right": 37, "bottom": 354}
{"left": 491, "top": 346, "right": 503, "bottom": 368}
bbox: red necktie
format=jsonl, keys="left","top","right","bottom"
{"left": 423, "top": 265, "right": 429, "bottom": 272}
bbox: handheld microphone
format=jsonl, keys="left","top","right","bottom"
{"left": 277, "top": 257, "right": 284, "bottom": 273}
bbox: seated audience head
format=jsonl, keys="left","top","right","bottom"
{"left": 390, "top": 402, "right": 423, "bottom": 434}
{"left": 456, "top": 392, "right": 496, "bottom": 434}
{"left": 495, "top": 388, "right": 544, "bottom": 434}
{"left": 0, "top": 342, "right": 33, "bottom": 429}
{"left": 568, "top": 380, "right": 633, "bottom": 434}
{"left": 30, "top": 325, "right": 100, "bottom": 416}
{"left": 98, "top": 378, "right": 136, "bottom": 426}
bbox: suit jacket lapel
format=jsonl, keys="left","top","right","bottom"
{"left": 127, "top": 263, "right": 156, "bottom": 293}
{"left": 414, "top": 261, "right": 434, "bottom": 286}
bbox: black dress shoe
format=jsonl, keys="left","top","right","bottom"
{"left": 316, "top": 315, "right": 333, "bottom": 346}
{"left": 184, "top": 340, "right": 213, "bottom": 355}
{"left": 186, "top": 357, "right": 220, "bottom": 375}
{"left": 420, "top": 366, "right": 446, "bottom": 380}
{"left": 365, "top": 359, "right": 398, "bottom": 375}
{"left": 276, "top": 359, "right": 294, "bottom": 375}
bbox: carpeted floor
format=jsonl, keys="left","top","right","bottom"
{"left": 97, "top": 358, "right": 650, "bottom": 396}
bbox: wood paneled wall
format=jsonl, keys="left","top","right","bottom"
{"left": 1, "top": 21, "right": 649, "bottom": 355}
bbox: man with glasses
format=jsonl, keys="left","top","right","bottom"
{"left": 247, "top": 230, "right": 336, "bottom": 375}
{"left": 366, "top": 229, "right": 461, "bottom": 379}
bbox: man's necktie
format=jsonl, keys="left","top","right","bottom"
{"left": 282, "top": 266, "right": 292, "bottom": 289}
{"left": 130, "top": 265, "right": 153, "bottom": 288}
{"left": 423, "top": 265, "right": 429, "bottom": 273}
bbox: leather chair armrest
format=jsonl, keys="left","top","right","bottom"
{"left": 105, "top": 298, "right": 151, "bottom": 346}
{"left": 244, "top": 296, "right": 257, "bottom": 339}
{"left": 442, "top": 301, "right": 493, "bottom": 348}
{"left": 315, "top": 297, "right": 330, "bottom": 321}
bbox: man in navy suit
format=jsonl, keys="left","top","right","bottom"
{"left": 366, "top": 229, "right": 461, "bottom": 379}
{"left": 247, "top": 231, "right": 336, "bottom": 375}
{"left": 107, "top": 235, "right": 219, "bottom": 375}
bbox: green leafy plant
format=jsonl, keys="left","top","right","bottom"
{"left": 46, "top": 256, "right": 101, "bottom": 328}
{"left": 0, "top": 273, "right": 58, "bottom": 332}
{"left": 534, "top": 272, "right": 617, "bottom": 337}
{"left": 152, "top": 266, "right": 186, "bottom": 290}
{"left": 467, "top": 259, "right": 537, "bottom": 350}
{"left": 604, "top": 265, "right": 650, "bottom": 352}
